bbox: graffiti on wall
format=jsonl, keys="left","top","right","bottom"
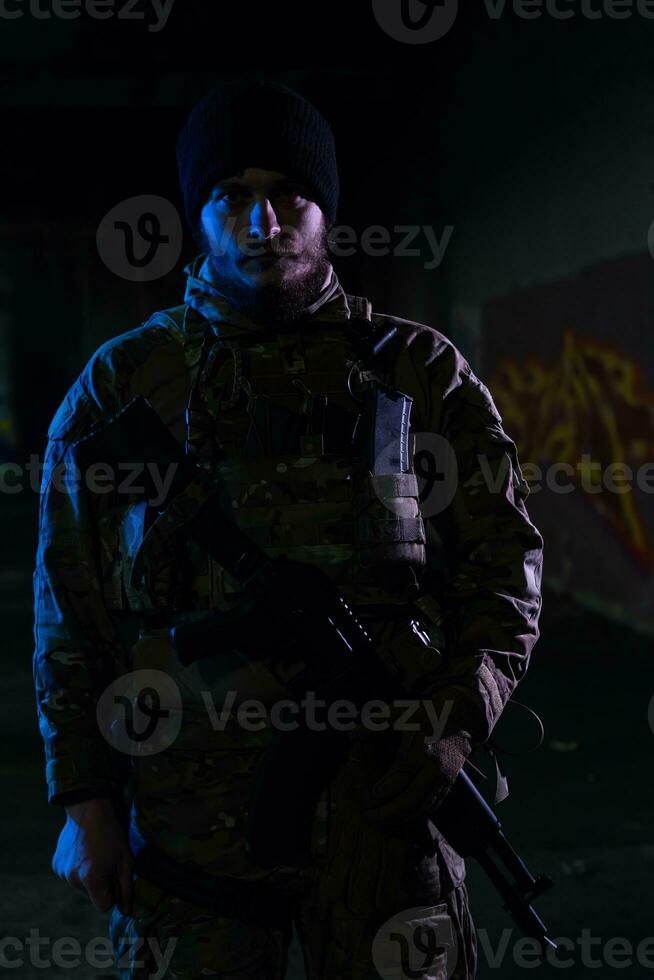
{"left": 488, "top": 328, "right": 654, "bottom": 571}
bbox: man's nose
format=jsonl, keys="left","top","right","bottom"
{"left": 248, "top": 197, "right": 282, "bottom": 240}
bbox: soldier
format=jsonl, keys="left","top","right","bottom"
{"left": 33, "top": 80, "right": 544, "bottom": 979}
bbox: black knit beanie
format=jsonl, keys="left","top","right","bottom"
{"left": 176, "top": 80, "right": 339, "bottom": 230}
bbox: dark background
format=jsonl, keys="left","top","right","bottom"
{"left": 1, "top": 2, "right": 654, "bottom": 977}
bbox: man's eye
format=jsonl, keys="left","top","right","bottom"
{"left": 214, "top": 190, "right": 246, "bottom": 205}
{"left": 277, "top": 186, "right": 306, "bottom": 204}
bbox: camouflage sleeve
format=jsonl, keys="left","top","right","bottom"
{"left": 418, "top": 340, "right": 544, "bottom": 748}
{"left": 32, "top": 375, "right": 126, "bottom": 806}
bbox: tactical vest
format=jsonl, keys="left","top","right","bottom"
{"left": 107, "top": 298, "right": 429, "bottom": 621}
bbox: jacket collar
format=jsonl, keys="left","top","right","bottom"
{"left": 183, "top": 252, "right": 353, "bottom": 338}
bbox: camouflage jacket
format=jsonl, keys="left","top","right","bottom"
{"left": 33, "top": 254, "right": 544, "bottom": 880}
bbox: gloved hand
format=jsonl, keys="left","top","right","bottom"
{"left": 353, "top": 697, "right": 473, "bottom": 829}
{"left": 361, "top": 725, "right": 473, "bottom": 828}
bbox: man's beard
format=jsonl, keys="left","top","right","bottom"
{"left": 205, "top": 227, "right": 332, "bottom": 325}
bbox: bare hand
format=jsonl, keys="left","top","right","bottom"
{"left": 52, "top": 798, "right": 133, "bottom": 915}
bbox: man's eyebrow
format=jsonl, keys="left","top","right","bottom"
{"left": 213, "top": 178, "right": 251, "bottom": 192}
{"left": 270, "top": 176, "right": 311, "bottom": 192}
{"left": 212, "top": 176, "right": 311, "bottom": 194}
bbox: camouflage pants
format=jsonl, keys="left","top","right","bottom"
{"left": 108, "top": 875, "right": 477, "bottom": 979}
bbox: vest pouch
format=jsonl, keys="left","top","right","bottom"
{"left": 354, "top": 469, "right": 427, "bottom": 568}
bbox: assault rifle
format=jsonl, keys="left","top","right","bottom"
{"left": 75, "top": 395, "right": 558, "bottom": 955}
{"left": 172, "top": 555, "right": 557, "bottom": 955}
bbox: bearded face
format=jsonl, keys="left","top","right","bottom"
{"left": 197, "top": 167, "right": 333, "bottom": 323}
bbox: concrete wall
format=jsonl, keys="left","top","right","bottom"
{"left": 440, "top": 29, "right": 654, "bottom": 628}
